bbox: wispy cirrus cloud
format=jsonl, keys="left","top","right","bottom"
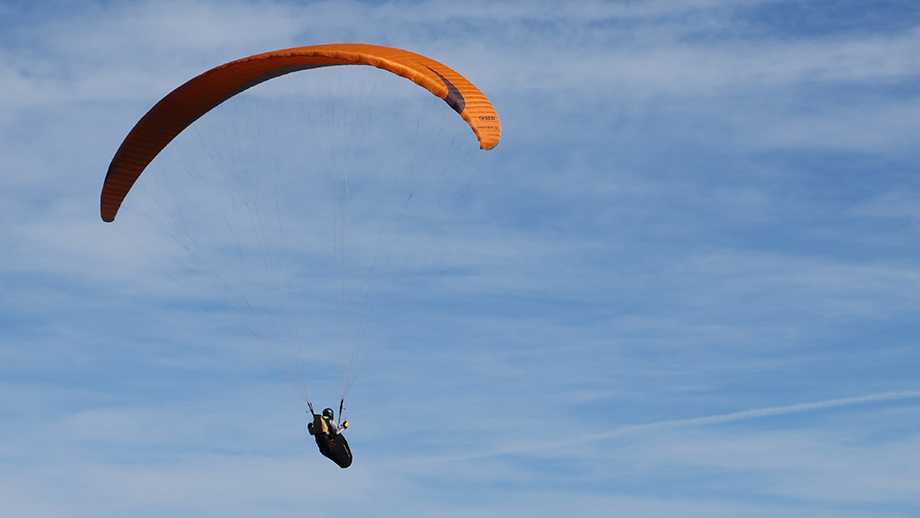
{"left": 2, "top": 1, "right": 919, "bottom": 517}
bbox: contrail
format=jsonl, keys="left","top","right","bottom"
{"left": 437, "top": 390, "right": 920, "bottom": 462}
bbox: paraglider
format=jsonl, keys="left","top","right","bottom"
{"left": 307, "top": 406, "right": 352, "bottom": 468}
{"left": 100, "top": 43, "right": 500, "bottom": 222}
{"left": 101, "top": 44, "right": 500, "bottom": 467}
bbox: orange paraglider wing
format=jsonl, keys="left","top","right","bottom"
{"left": 100, "top": 43, "right": 501, "bottom": 222}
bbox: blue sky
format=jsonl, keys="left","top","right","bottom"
{"left": 2, "top": 0, "right": 919, "bottom": 516}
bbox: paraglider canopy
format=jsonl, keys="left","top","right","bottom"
{"left": 100, "top": 43, "right": 501, "bottom": 222}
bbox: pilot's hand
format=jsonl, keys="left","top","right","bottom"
{"left": 343, "top": 421, "right": 349, "bottom": 429}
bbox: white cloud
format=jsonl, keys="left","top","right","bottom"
{"left": 2, "top": 0, "right": 919, "bottom": 516}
